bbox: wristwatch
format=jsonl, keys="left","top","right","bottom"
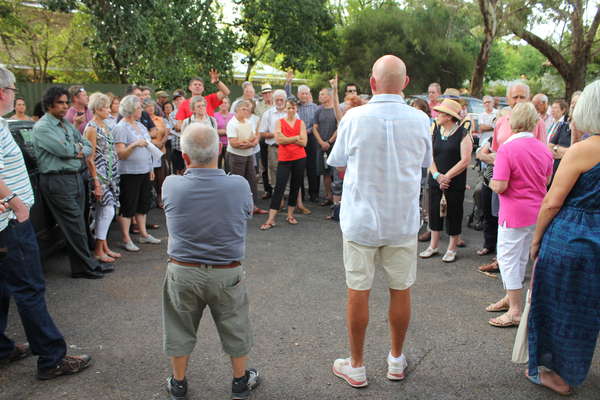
{"left": 1, "top": 193, "right": 17, "bottom": 205}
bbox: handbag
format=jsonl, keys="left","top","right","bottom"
{"left": 512, "top": 289, "right": 531, "bottom": 364}
{"left": 483, "top": 163, "right": 494, "bottom": 185}
{"left": 440, "top": 192, "right": 447, "bottom": 217}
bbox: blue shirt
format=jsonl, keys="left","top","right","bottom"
{"left": 162, "top": 168, "right": 253, "bottom": 265}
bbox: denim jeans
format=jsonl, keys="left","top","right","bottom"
{"left": 0, "top": 219, "right": 66, "bottom": 370}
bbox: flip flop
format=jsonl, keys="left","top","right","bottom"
{"left": 259, "top": 222, "right": 276, "bottom": 231}
{"left": 526, "top": 368, "right": 573, "bottom": 396}
{"left": 488, "top": 313, "right": 520, "bottom": 327}
{"left": 477, "top": 248, "right": 494, "bottom": 256}
{"left": 286, "top": 216, "right": 298, "bottom": 225}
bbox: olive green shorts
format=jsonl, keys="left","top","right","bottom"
{"left": 162, "top": 262, "right": 253, "bottom": 358}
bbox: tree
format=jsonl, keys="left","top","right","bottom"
{"left": 46, "top": 0, "right": 236, "bottom": 88}
{"left": 234, "top": 0, "right": 337, "bottom": 80}
{"left": 508, "top": 0, "right": 600, "bottom": 98}
{"left": 338, "top": 1, "right": 478, "bottom": 93}
{"left": 470, "top": 0, "right": 504, "bottom": 97}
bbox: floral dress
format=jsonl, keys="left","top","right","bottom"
{"left": 88, "top": 120, "right": 120, "bottom": 209}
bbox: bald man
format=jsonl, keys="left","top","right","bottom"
{"left": 328, "top": 55, "right": 432, "bottom": 388}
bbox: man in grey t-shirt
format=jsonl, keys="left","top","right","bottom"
{"left": 161, "top": 123, "right": 260, "bottom": 400}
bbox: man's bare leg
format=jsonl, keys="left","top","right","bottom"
{"left": 389, "top": 288, "right": 411, "bottom": 358}
{"left": 231, "top": 355, "right": 248, "bottom": 379}
{"left": 170, "top": 355, "right": 189, "bottom": 380}
{"left": 347, "top": 289, "right": 370, "bottom": 367}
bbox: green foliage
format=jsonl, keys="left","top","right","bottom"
{"left": 235, "top": 0, "right": 338, "bottom": 77}
{"left": 338, "top": 1, "right": 478, "bottom": 94}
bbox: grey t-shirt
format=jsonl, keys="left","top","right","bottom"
{"left": 113, "top": 120, "right": 153, "bottom": 175}
{"left": 162, "top": 168, "right": 253, "bottom": 265}
{"left": 314, "top": 106, "right": 337, "bottom": 141}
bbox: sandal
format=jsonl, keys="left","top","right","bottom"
{"left": 95, "top": 254, "right": 116, "bottom": 263}
{"left": 457, "top": 239, "right": 466, "bottom": 248}
{"left": 297, "top": 206, "right": 312, "bottom": 215}
{"left": 525, "top": 368, "right": 573, "bottom": 396}
{"left": 259, "top": 222, "right": 276, "bottom": 231}
{"left": 485, "top": 299, "right": 509, "bottom": 312}
{"left": 286, "top": 216, "right": 298, "bottom": 225}
{"left": 477, "top": 247, "right": 494, "bottom": 256}
{"left": 146, "top": 224, "right": 160, "bottom": 230}
{"left": 442, "top": 250, "right": 457, "bottom": 263}
{"left": 488, "top": 312, "right": 520, "bottom": 328}
{"left": 320, "top": 199, "right": 333, "bottom": 207}
{"left": 106, "top": 250, "right": 122, "bottom": 259}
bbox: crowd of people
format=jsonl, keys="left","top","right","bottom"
{"left": 0, "top": 54, "right": 598, "bottom": 400}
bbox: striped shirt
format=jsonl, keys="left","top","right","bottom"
{"left": 0, "top": 117, "right": 34, "bottom": 231}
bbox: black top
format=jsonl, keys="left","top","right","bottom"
{"left": 428, "top": 122, "right": 469, "bottom": 192}
{"left": 549, "top": 121, "right": 571, "bottom": 174}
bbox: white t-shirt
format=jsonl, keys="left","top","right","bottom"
{"left": 478, "top": 109, "right": 497, "bottom": 145}
{"left": 327, "top": 94, "right": 432, "bottom": 246}
{"left": 226, "top": 116, "right": 257, "bottom": 157}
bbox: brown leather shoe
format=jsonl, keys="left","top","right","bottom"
{"left": 37, "top": 355, "right": 92, "bottom": 380}
{"left": 418, "top": 231, "right": 431, "bottom": 242}
{"left": 1, "top": 343, "right": 31, "bottom": 364}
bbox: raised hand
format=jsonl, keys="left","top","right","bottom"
{"left": 286, "top": 70, "right": 294, "bottom": 82}
{"left": 329, "top": 73, "right": 338, "bottom": 89}
{"left": 209, "top": 68, "right": 220, "bottom": 84}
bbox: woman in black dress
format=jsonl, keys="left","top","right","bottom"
{"left": 419, "top": 99, "right": 473, "bottom": 263}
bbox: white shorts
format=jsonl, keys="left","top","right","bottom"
{"left": 497, "top": 223, "right": 535, "bottom": 290}
{"left": 342, "top": 238, "right": 417, "bottom": 291}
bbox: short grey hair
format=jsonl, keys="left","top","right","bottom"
{"left": 482, "top": 95, "right": 494, "bottom": 103}
{"left": 181, "top": 123, "right": 219, "bottom": 165}
{"left": 142, "top": 98, "right": 156, "bottom": 108}
{"left": 510, "top": 102, "right": 538, "bottom": 132}
{"left": 273, "top": 89, "right": 287, "bottom": 100}
{"left": 572, "top": 80, "right": 600, "bottom": 134}
{"left": 532, "top": 93, "right": 548, "bottom": 104}
{"left": 190, "top": 95, "right": 206, "bottom": 112}
{"left": 297, "top": 85, "right": 311, "bottom": 94}
{"left": 234, "top": 100, "right": 251, "bottom": 112}
{"left": 0, "top": 67, "right": 16, "bottom": 89}
{"left": 506, "top": 81, "right": 530, "bottom": 99}
{"left": 321, "top": 88, "right": 333, "bottom": 96}
{"left": 242, "top": 81, "right": 253, "bottom": 89}
{"left": 119, "top": 95, "right": 141, "bottom": 117}
{"left": 88, "top": 92, "right": 110, "bottom": 113}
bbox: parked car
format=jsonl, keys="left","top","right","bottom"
{"left": 8, "top": 119, "right": 64, "bottom": 258}
{"left": 407, "top": 94, "right": 485, "bottom": 114}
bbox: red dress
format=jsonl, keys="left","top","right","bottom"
{"left": 278, "top": 119, "right": 306, "bottom": 161}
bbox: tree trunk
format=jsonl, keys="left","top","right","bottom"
{"left": 565, "top": 63, "right": 587, "bottom": 100}
{"left": 470, "top": 33, "right": 493, "bottom": 97}
{"left": 244, "top": 60, "right": 256, "bottom": 82}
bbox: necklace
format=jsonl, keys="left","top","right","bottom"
{"left": 440, "top": 123, "right": 459, "bottom": 141}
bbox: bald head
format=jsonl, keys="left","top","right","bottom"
{"left": 370, "top": 55, "right": 408, "bottom": 95}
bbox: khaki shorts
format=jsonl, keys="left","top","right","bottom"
{"left": 162, "top": 262, "right": 252, "bottom": 358}
{"left": 342, "top": 238, "right": 417, "bottom": 291}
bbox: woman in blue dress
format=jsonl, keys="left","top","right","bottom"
{"left": 528, "top": 81, "right": 600, "bottom": 395}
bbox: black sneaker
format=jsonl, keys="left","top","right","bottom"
{"left": 0, "top": 343, "right": 31, "bottom": 365}
{"left": 231, "top": 369, "right": 260, "bottom": 400}
{"left": 37, "top": 354, "right": 92, "bottom": 380}
{"left": 166, "top": 376, "right": 187, "bottom": 400}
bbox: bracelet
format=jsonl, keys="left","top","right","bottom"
{"left": 432, "top": 172, "right": 440, "bottom": 180}
{"left": 1, "top": 193, "right": 17, "bottom": 204}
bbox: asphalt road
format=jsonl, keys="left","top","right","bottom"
{"left": 2, "top": 183, "right": 599, "bottom": 400}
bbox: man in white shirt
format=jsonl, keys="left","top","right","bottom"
{"left": 478, "top": 95, "right": 498, "bottom": 146}
{"left": 327, "top": 55, "right": 432, "bottom": 389}
{"left": 532, "top": 93, "right": 553, "bottom": 132}
{"left": 258, "top": 89, "right": 288, "bottom": 189}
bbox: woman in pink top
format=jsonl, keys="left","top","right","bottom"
{"left": 214, "top": 97, "right": 234, "bottom": 171}
{"left": 486, "top": 103, "right": 553, "bottom": 328}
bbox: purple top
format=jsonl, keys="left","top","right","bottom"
{"left": 493, "top": 132, "right": 553, "bottom": 228}
{"left": 214, "top": 111, "right": 234, "bottom": 145}
{"left": 65, "top": 107, "right": 93, "bottom": 134}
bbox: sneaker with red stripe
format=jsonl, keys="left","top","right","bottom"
{"left": 332, "top": 358, "right": 368, "bottom": 388}
{"left": 387, "top": 353, "right": 407, "bottom": 380}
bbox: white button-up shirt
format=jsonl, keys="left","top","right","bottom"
{"left": 327, "top": 94, "right": 432, "bottom": 246}
{"left": 258, "top": 106, "right": 287, "bottom": 145}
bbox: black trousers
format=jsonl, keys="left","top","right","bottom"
{"left": 39, "top": 174, "right": 101, "bottom": 274}
{"left": 270, "top": 158, "right": 306, "bottom": 210}
{"left": 259, "top": 138, "right": 271, "bottom": 194}
{"left": 480, "top": 184, "right": 498, "bottom": 250}
{"left": 428, "top": 186, "right": 465, "bottom": 236}
{"left": 305, "top": 133, "right": 320, "bottom": 199}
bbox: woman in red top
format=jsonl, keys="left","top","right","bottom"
{"left": 260, "top": 98, "right": 308, "bottom": 230}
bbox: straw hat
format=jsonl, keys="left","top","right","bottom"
{"left": 433, "top": 99, "right": 462, "bottom": 120}
{"left": 260, "top": 83, "right": 273, "bottom": 93}
{"left": 443, "top": 88, "right": 461, "bottom": 98}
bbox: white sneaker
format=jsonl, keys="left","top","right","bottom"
{"left": 419, "top": 247, "right": 439, "bottom": 258}
{"left": 332, "top": 358, "right": 368, "bottom": 388}
{"left": 139, "top": 234, "right": 161, "bottom": 244}
{"left": 442, "top": 250, "right": 457, "bottom": 263}
{"left": 121, "top": 241, "right": 140, "bottom": 252}
{"left": 387, "top": 353, "right": 408, "bottom": 380}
